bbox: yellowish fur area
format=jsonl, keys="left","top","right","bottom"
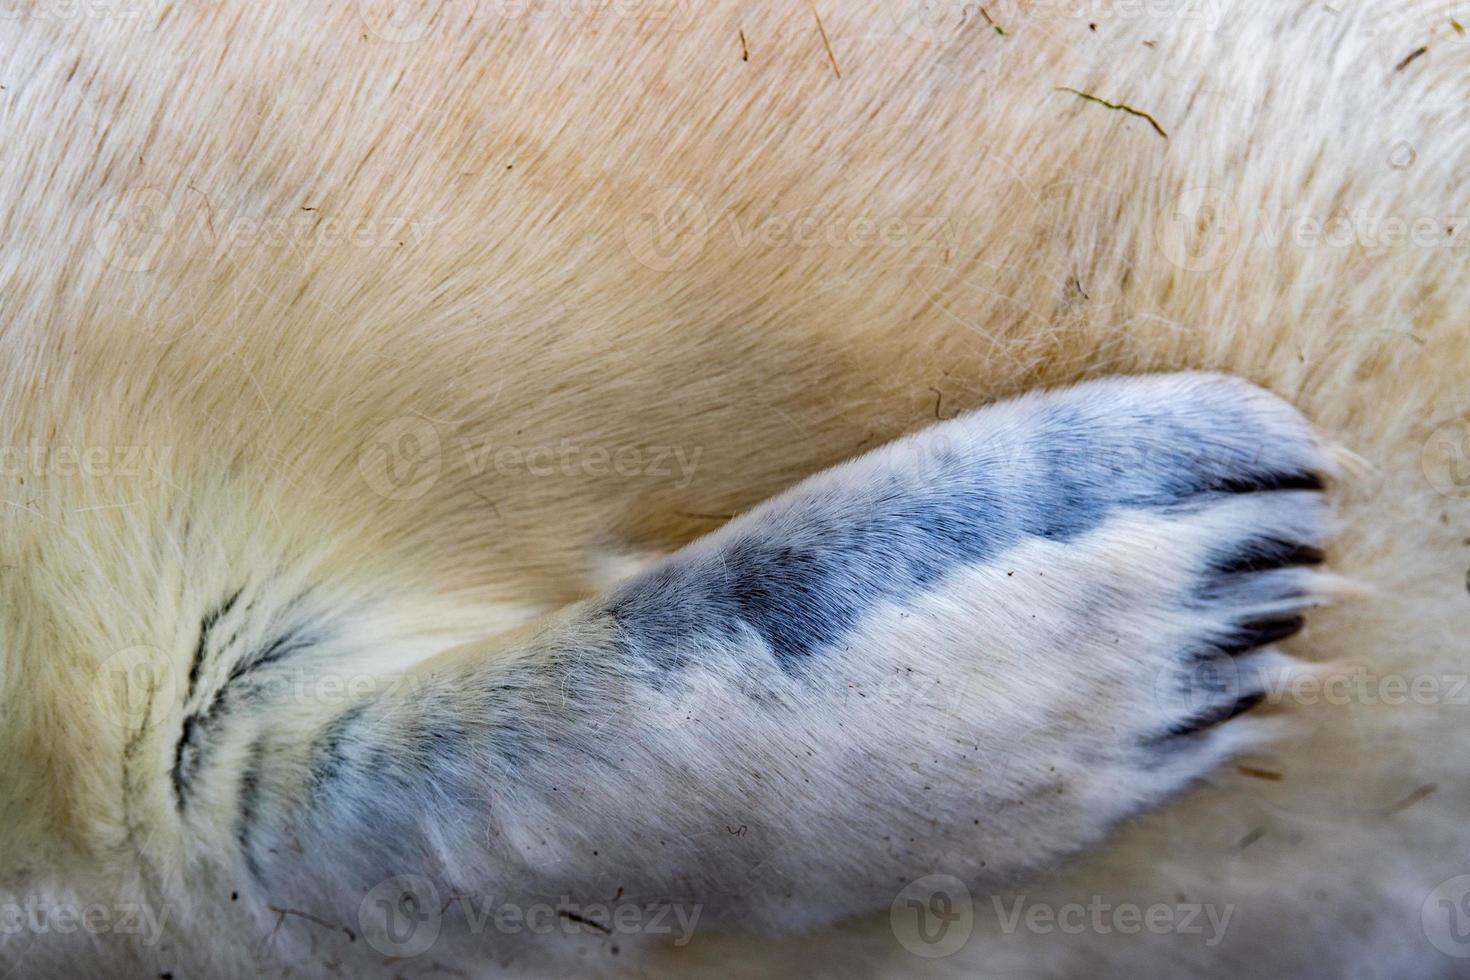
{"left": 0, "top": 1, "right": 1466, "bottom": 975}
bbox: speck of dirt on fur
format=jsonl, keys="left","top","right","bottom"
{"left": 1237, "top": 765, "right": 1284, "bottom": 781}
{"left": 1395, "top": 46, "right": 1428, "bottom": 72}
{"left": 1235, "top": 828, "right": 1266, "bottom": 851}
{"left": 1386, "top": 783, "right": 1439, "bottom": 814}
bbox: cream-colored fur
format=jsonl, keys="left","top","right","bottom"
{"left": 0, "top": 1, "right": 1466, "bottom": 977}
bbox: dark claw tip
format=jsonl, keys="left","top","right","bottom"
{"left": 1220, "top": 614, "right": 1306, "bottom": 655}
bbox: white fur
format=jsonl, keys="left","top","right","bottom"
{"left": 0, "top": 1, "right": 1467, "bottom": 977}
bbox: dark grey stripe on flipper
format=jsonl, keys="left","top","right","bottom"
{"left": 185, "top": 587, "right": 243, "bottom": 701}
{"left": 236, "top": 734, "right": 268, "bottom": 886}
{"left": 1160, "top": 691, "right": 1268, "bottom": 740}
{"left": 173, "top": 596, "right": 324, "bottom": 808}
{"left": 603, "top": 416, "right": 1321, "bottom": 675}
{"left": 1210, "top": 538, "right": 1325, "bottom": 576}
{"left": 308, "top": 701, "right": 372, "bottom": 793}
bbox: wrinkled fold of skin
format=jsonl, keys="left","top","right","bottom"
{"left": 0, "top": 1, "right": 1465, "bottom": 977}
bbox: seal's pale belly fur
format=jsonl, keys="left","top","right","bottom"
{"left": 0, "top": 2, "right": 1465, "bottom": 977}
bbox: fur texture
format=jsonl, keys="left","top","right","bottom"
{"left": 0, "top": 0, "right": 1466, "bottom": 977}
